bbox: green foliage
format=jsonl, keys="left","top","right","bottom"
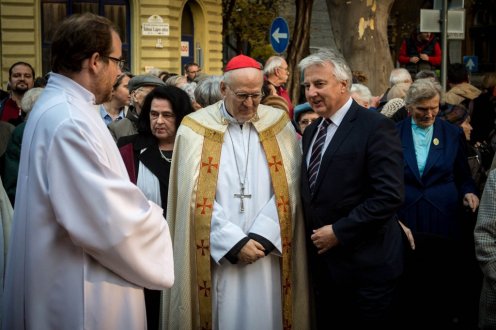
{"left": 251, "top": 44, "right": 275, "bottom": 62}
{"left": 223, "top": 0, "right": 286, "bottom": 57}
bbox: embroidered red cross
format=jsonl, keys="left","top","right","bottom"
{"left": 277, "top": 196, "right": 289, "bottom": 212}
{"left": 268, "top": 155, "right": 283, "bottom": 172}
{"left": 283, "top": 318, "right": 292, "bottom": 330}
{"left": 199, "top": 280, "right": 211, "bottom": 297}
{"left": 197, "top": 197, "right": 212, "bottom": 215}
{"left": 282, "top": 238, "right": 292, "bottom": 253}
{"left": 283, "top": 277, "right": 291, "bottom": 295}
{"left": 201, "top": 156, "right": 218, "bottom": 173}
{"left": 196, "top": 239, "right": 210, "bottom": 256}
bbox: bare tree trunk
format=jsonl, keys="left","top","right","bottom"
{"left": 326, "top": 0, "right": 395, "bottom": 95}
{"left": 286, "top": 0, "right": 314, "bottom": 106}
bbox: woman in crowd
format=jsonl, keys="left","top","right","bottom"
{"left": 193, "top": 75, "right": 223, "bottom": 108}
{"left": 395, "top": 78, "right": 479, "bottom": 329}
{"left": 117, "top": 85, "right": 194, "bottom": 330}
{"left": 441, "top": 103, "right": 491, "bottom": 192}
{"left": 99, "top": 71, "right": 133, "bottom": 125}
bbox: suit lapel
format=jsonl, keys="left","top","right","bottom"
{"left": 401, "top": 119, "right": 422, "bottom": 183}
{"left": 311, "top": 105, "right": 358, "bottom": 196}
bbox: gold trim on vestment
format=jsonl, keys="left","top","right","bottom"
{"left": 183, "top": 112, "right": 293, "bottom": 329}
{"left": 183, "top": 117, "right": 224, "bottom": 330}
{"left": 259, "top": 118, "right": 293, "bottom": 329}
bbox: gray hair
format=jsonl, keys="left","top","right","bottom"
{"left": 21, "top": 87, "right": 44, "bottom": 116}
{"left": 194, "top": 75, "right": 222, "bottom": 108}
{"left": 350, "top": 83, "right": 372, "bottom": 104}
{"left": 165, "top": 75, "right": 187, "bottom": 87}
{"left": 180, "top": 82, "right": 196, "bottom": 103}
{"left": 386, "top": 82, "right": 410, "bottom": 101}
{"left": 389, "top": 68, "right": 412, "bottom": 86}
{"left": 298, "top": 50, "right": 352, "bottom": 90}
{"left": 263, "top": 56, "right": 285, "bottom": 76}
{"left": 404, "top": 78, "right": 442, "bottom": 107}
{"left": 414, "top": 70, "right": 438, "bottom": 81}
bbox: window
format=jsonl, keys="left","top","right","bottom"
{"left": 41, "top": 0, "right": 130, "bottom": 75}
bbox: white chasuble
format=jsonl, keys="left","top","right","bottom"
{"left": 210, "top": 121, "right": 283, "bottom": 330}
{"left": 162, "top": 101, "right": 310, "bottom": 330}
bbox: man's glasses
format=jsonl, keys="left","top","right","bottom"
{"left": 227, "top": 86, "right": 263, "bottom": 102}
{"left": 103, "top": 56, "right": 126, "bottom": 70}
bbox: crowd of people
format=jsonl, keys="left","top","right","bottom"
{"left": 1, "top": 12, "right": 496, "bottom": 330}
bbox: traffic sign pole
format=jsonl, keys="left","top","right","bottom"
{"left": 441, "top": 0, "right": 448, "bottom": 92}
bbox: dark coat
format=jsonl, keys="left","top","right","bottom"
{"left": 396, "top": 117, "right": 477, "bottom": 239}
{"left": 117, "top": 134, "right": 171, "bottom": 214}
{"left": 301, "top": 100, "right": 405, "bottom": 284}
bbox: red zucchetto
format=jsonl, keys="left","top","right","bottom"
{"left": 223, "top": 54, "right": 262, "bottom": 72}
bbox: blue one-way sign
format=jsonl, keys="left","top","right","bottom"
{"left": 463, "top": 56, "right": 478, "bottom": 73}
{"left": 270, "top": 17, "right": 289, "bottom": 54}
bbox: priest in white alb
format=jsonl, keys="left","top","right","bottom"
{"left": 161, "top": 54, "right": 310, "bottom": 330}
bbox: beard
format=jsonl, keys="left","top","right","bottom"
{"left": 95, "top": 90, "right": 113, "bottom": 105}
{"left": 12, "top": 83, "right": 29, "bottom": 94}
{"left": 94, "top": 76, "right": 114, "bottom": 105}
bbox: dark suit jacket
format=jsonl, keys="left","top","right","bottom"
{"left": 396, "top": 117, "right": 477, "bottom": 238}
{"left": 301, "top": 100, "right": 405, "bottom": 283}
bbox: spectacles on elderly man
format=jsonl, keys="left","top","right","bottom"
{"left": 227, "top": 86, "right": 264, "bottom": 102}
{"left": 103, "top": 55, "right": 126, "bottom": 70}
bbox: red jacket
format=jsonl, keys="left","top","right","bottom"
{"left": 398, "top": 33, "right": 442, "bottom": 66}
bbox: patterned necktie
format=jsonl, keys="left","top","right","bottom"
{"left": 308, "top": 118, "right": 332, "bottom": 194}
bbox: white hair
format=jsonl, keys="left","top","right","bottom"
{"left": 350, "top": 83, "right": 372, "bottom": 104}
{"left": 194, "top": 75, "right": 223, "bottom": 107}
{"left": 21, "top": 87, "right": 44, "bottom": 114}
{"left": 263, "top": 56, "right": 285, "bottom": 76}
{"left": 389, "top": 68, "right": 412, "bottom": 86}
{"left": 298, "top": 50, "right": 352, "bottom": 90}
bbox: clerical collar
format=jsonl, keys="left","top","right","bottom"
{"left": 220, "top": 101, "right": 259, "bottom": 125}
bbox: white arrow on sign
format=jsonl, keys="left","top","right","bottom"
{"left": 466, "top": 58, "right": 475, "bottom": 71}
{"left": 272, "top": 27, "right": 288, "bottom": 43}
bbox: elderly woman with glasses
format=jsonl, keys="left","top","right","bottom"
{"left": 394, "top": 78, "right": 479, "bottom": 329}
{"left": 117, "top": 85, "right": 193, "bottom": 330}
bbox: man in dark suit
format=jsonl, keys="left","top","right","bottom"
{"left": 299, "top": 50, "right": 405, "bottom": 329}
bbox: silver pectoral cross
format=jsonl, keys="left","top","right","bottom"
{"left": 234, "top": 183, "right": 252, "bottom": 213}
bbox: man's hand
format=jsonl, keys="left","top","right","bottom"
{"left": 398, "top": 220, "right": 415, "bottom": 250}
{"left": 419, "top": 53, "right": 430, "bottom": 61}
{"left": 311, "top": 225, "right": 339, "bottom": 254}
{"left": 237, "top": 239, "right": 265, "bottom": 264}
{"left": 463, "top": 193, "right": 480, "bottom": 212}
{"left": 370, "top": 95, "right": 382, "bottom": 108}
{"left": 410, "top": 56, "right": 420, "bottom": 63}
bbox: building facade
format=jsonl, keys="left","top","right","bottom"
{"left": 0, "top": 0, "right": 223, "bottom": 87}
